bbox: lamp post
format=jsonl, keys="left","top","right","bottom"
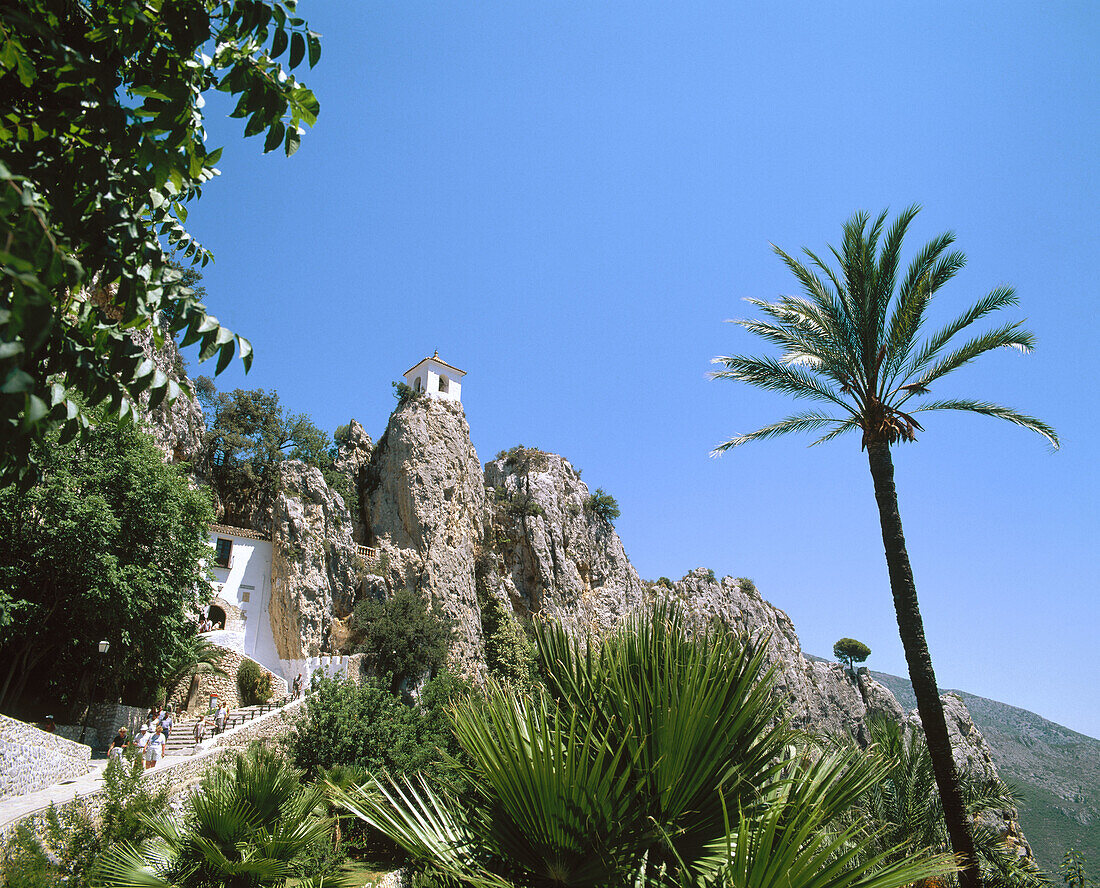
{"left": 78, "top": 640, "right": 110, "bottom": 745}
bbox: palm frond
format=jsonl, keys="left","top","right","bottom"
{"left": 905, "top": 285, "right": 1019, "bottom": 377}
{"left": 809, "top": 418, "right": 862, "bottom": 446}
{"left": 902, "top": 321, "right": 1035, "bottom": 396}
{"left": 908, "top": 399, "right": 1060, "bottom": 449}
{"left": 710, "top": 412, "right": 849, "bottom": 454}
{"left": 709, "top": 355, "right": 854, "bottom": 411}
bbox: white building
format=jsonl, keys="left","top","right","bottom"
{"left": 204, "top": 525, "right": 350, "bottom": 686}
{"left": 403, "top": 352, "right": 465, "bottom": 402}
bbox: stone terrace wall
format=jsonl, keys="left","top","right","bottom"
{"left": 0, "top": 714, "right": 92, "bottom": 800}
{"left": 90, "top": 704, "right": 147, "bottom": 748}
{"left": 171, "top": 644, "right": 289, "bottom": 714}
{"left": 203, "top": 696, "right": 307, "bottom": 751}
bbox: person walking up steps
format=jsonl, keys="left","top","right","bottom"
{"left": 144, "top": 725, "right": 166, "bottom": 769}
{"left": 292, "top": 673, "right": 303, "bottom": 699}
{"left": 108, "top": 726, "right": 128, "bottom": 762}
{"left": 214, "top": 702, "right": 226, "bottom": 735}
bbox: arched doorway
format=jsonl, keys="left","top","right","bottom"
{"left": 207, "top": 604, "right": 227, "bottom": 631}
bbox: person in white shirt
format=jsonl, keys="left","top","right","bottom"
{"left": 144, "top": 725, "right": 166, "bottom": 768}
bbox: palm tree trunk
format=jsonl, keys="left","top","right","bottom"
{"left": 866, "top": 441, "right": 981, "bottom": 888}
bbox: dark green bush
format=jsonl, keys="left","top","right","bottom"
{"left": 288, "top": 672, "right": 472, "bottom": 785}
{"left": 237, "top": 658, "right": 274, "bottom": 706}
{"left": 585, "top": 487, "right": 621, "bottom": 524}
{"left": 392, "top": 381, "right": 417, "bottom": 407}
{"left": 496, "top": 445, "right": 550, "bottom": 473}
{"left": 657, "top": 577, "right": 674, "bottom": 589}
{"left": 349, "top": 587, "right": 451, "bottom": 691}
{"left": 481, "top": 594, "right": 536, "bottom": 690}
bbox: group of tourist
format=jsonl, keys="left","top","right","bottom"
{"left": 106, "top": 702, "right": 229, "bottom": 769}
{"left": 196, "top": 616, "right": 223, "bottom": 633}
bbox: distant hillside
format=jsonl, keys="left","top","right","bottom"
{"left": 870, "top": 669, "right": 1100, "bottom": 874}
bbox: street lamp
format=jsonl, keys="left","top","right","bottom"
{"left": 78, "top": 640, "right": 111, "bottom": 745}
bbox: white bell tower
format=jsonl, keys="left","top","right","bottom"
{"left": 403, "top": 352, "right": 466, "bottom": 403}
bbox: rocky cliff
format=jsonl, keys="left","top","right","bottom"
{"left": 482, "top": 448, "right": 646, "bottom": 633}
{"left": 269, "top": 461, "right": 362, "bottom": 659}
{"left": 362, "top": 395, "right": 487, "bottom": 673}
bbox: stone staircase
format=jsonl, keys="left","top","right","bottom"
{"left": 162, "top": 697, "right": 294, "bottom": 757}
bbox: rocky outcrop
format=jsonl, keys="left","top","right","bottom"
{"left": 269, "top": 461, "right": 362, "bottom": 659}
{"left": 483, "top": 449, "right": 646, "bottom": 633}
{"left": 130, "top": 326, "right": 207, "bottom": 468}
{"left": 664, "top": 570, "right": 903, "bottom": 742}
{"left": 363, "top": 396, "right": 486, "bottom": 674}
{"left": 334, "top": 419, "right": 373, "bottom": 540}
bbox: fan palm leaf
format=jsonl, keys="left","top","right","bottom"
{"left": 92, "top": 744, "right": 343, "bottom": 888}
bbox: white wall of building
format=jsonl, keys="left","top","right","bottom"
{"left": 208, "top": 532, "right": 282, "bottom": 678}
{"left": 404, "top": 359, "right": 463, "bottom": 402}
{"left": 207, "top": 531, "right": 354, "bottom": 687}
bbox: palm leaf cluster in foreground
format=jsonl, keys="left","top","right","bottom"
{"left": 332, "top": 604, "right": 956, "bottom": 888}
{"left": 92, "top": 745, "right": 347, "bottom": 888}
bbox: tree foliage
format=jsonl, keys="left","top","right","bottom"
{"left": 849, "top": 716, "right": 1045, "bottom": 888}
{"left": 0, "top": 0, "right": 321, "bottom": 486}
{"left": 834, "top": 637, "right": 872, "bottom": 674}
{"left": 347, "top": 587, "right": 452, "bottom": 693}
{"left": 196, "top": 377, "right": 350, "bottom": 526}
{"left": 585, "top": 487, "right": 621, "bottom": 524}
{"left": 288, "top": 671, "right": 470, "bottom": 786}
{"left": 0, "top": 405, "right": 214, "bottom": 716}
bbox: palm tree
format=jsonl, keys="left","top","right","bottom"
{"left": 160, "top": 635, "right": 228, "bottom": 707}
{"left": 331, "top": 604, "right": 956, "bottom": 888}
{"left": 92, "top": 744, "right": 345, "bottom": 888}
{"left": 710, "top": 206, "right": 1058, "bottom": 888}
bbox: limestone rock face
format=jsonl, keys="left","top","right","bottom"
{"left": 269, "top": 460, "right": 361, "bottom": 659}
{"left": 334, "top": 419, "right": 373, "bottom": 538}
{"left": 130, "top": 327, "right": 207, "bottom": 468}
{"left": 363, "top": 396, "right": 486, "bottom": 673}
{"left": 666, "top": 570, "right": 902, "bottom": 741}
{"left": 483, "top": 450, "right": 646, "bottom": 633}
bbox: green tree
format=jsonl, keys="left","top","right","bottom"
{"left": 710, "top": 206, "right": 1058, "bottom": 888}
{"left": 834, "top": 637, "right": 872, "bottom": 676}
{"left": 346, "top": 587, "right": 452, "bottom": 693}
{"left": 333, "top": 605, "right": 955, "bottom": 888}
{"left": 0, "top": 405, "right": 214, "bottom": 715}
{"left": 196, "top": 378, "right": 346, "bottom": 526}
{"left": 94, "top": 744, "right": 343, "bottom": 888}
{"left": 585, "top": 487, "right": 621, "bottom": 524}
{"left": 161, "top": 635, "right": 227, "bottom": 707}
{"left": 0, "top": 0, "right": 320, "bottom": 486}
{"left": 288, "top": 671, "right": 470, "bottom": 787}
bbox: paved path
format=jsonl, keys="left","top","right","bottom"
{"left": 0, "top": 761, "right": 108, "bottom": 832}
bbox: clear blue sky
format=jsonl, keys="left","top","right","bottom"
{"left": 184, "top": 2, "right": 1099, "bottom": 737}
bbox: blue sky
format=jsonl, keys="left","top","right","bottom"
{"left": 184, "top": 2, "right": 1099, "bottom": 737}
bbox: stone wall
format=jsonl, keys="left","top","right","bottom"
{"left": 0, "top": 713, "right": 92, "bottom": 800}
{"left": 90, "top": 704, "right": 148, "bottom": 748}
{"left": 202, "top": 697, "right": 307, "bottom": 751}
{"left": 170, "top": 644, "right": 289, "bottom": 714}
